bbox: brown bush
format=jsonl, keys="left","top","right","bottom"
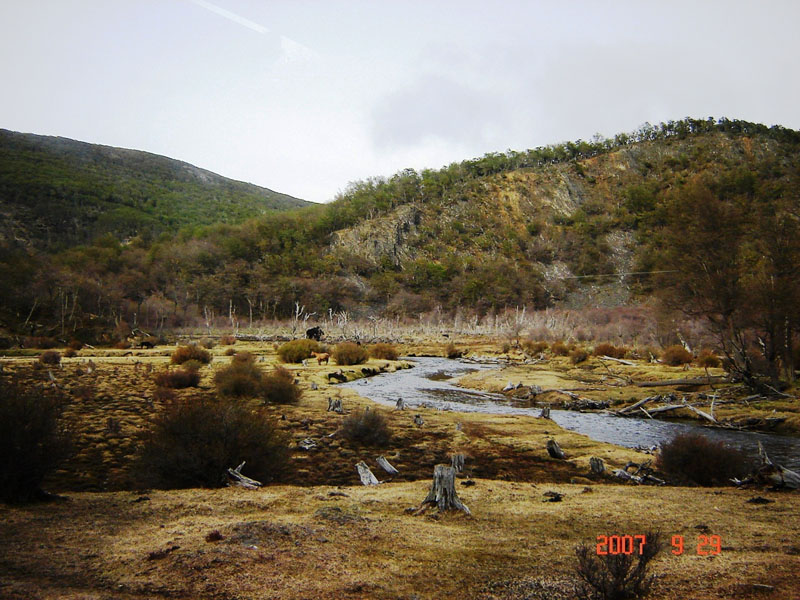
{"left": 695, "top": 348, "right": 721, "bottom": 369}
{"left": 277, "top": 339, "right": 321, "bottom": 363}
{"left": 220, "top": 335, "right": 236, "bottom": 346}
{"left": 0, "top": 382, "right": 72, "bottom": 503}
{"left": 661, "top": 345, "right": 693, "bottom": 366}
{"left": 500, "top": 342, "right": 512, "bottom": 353}
{"left": 574, "top": 530, "right": 663, "bottom": 600}
{"left": 224, "top": 347, "right": 236, "bottom": 356}
{"left": 261, "top": 367, "right": 302, "bottom": 405}
{"left": 38, "top": 350, "right": 61, "bottom": 365}
{"left": 214, "top": 361, "right": 265, "bottom": 398}
{"left": 171, "top": 345, "right": 212, "bottom": 365}
{"left": 593, "top": 343, "right": 628, "bottom": 359}
{"left": 113, "top": 340, "right": 130, "bottom": 349}
{"left": 232, "top": 351, "right": 256, "bottom": 364}
{"left": 551, "top": 340, "right": 571, "bottom": 356}
{"left": 63, "top": 347, "right": 78, "bottom": 358}
{"left": 67, "top": 339, "right": 84, "bottom": 350}
{"left": 657, "top": 433, "right": 753, "bottom": 486}
{"left": 153, "top": 387, "right": 176, "bottom": 402}
{"left": 570, "top": 347, "right": 589, "bottom": 364}
{"left": 523, "top": 340, "right": 549, "bottom": 354}
{"left": 445, "top": 342, "right": 463, "bottom": 359}
{"left": 200, "top": 338, "right": 215, "bottom": 349}
{"left": 369, "top": 343, "right": 399, "bottom": 360}
{"left": 23, "top": 336, "right": 58, "bottom": 349}
{"left": 135, "top": 396, "right": 291, "bottom": 488}
{"left": 181, "top": 359, "right": 204, "bottom": 372}
{"left": 154, "top": 369, "right": 201, "bottom": 389}
{"left": 333, "top": 342, "right": 369, "bottom": 365}
{"left": 341, "top": 408, "right": 391, "bottom": 446}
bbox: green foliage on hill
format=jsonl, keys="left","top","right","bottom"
{"left": 0, "top": 129, "right": 309, "bottom": 249}
{"left": 2, "top": 117, "right": 799, "bottom": 341}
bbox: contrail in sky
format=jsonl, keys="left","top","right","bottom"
{"left": 188, "top": 0, "right": 269, "bottom": 34}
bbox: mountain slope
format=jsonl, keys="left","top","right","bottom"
{"left": 0, "top": 129, "right": 309, "bottom": 248}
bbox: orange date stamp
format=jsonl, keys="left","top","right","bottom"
{"left": 595, "top": 534, "right": 722, "bottom": 556}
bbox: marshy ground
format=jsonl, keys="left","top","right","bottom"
{"left": 1, "top": 338, "right": 798, "bottom": 599}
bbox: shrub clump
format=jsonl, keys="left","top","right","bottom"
{"left": 39, "top": 350, "right": 62, "bottom": 365}
{"left": 523, "top": 340, "right": 549, "bottom": 354}
{"left": 341, "top": 408, "right": 392, "bottom": 446}
{"left": 574, "top": 530, "right": 663, "bottom": 600}
{"left": 570, "top": 347, "right": 590, "bottom": 364}
{"left": 334, "top": 342, "right": 369, "bottom": 365}
{"left": 24, "top": 336, "right": 58, "bottom": 349}
{"left": 551, "top": 340, "right": 571, "bottom": 356}
{"left": 369, "top": 343, "right": 399, "bottom": 360}
{"left": 214, "top": 361, "right": 266, "bottom": 398}
{"left": 63, "top": 347, "right": 78, "bottom": 358}
{"left": 232, "top": 351, "right": 256, "bottom": 364}
{"left": 220, "top": 335, "right": 236, "bottom": 345}
{"left": 695, "top": 348, "right": 721, "bottom": 368}
{"left": 181, "top": 359, "right": 204, "bottom": 372}
{"left": 136, "top": 396, "right": 291, "bottom": 488}
{"left": 593, "top": 343, "right": 629, "bottom": 359}
{"left": 657, "top": 433, "right": 753, "bottom": 486}
{"left": 661, "top": 345, "right": 693, "bottom": 366}
{"left": 0, "top": 383, "right": 72, "bottom": 503}
{"left": 277, "top": 339, "right": 321, "bottom": 363}
{"left": 261, "top": 366, "right": 302, "bottom": 405}
{"left": 200, "top": 338, "right": 215, "bottom": 349}
{"left": 445, "top": 342, "right": 464, "bottom": 359}
{"left": 224, "top": 347, "right": 237, "bottom": 356}
{"left": 154, "top": 369, "right": 201, "bottom": 389}
{"left": 171, "top": 345, "right": 212, "bottom": 366}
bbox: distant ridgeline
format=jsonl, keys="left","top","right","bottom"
{"left": 1, "top": 117, "right": 799, "bottom": 340}
{"left": 0, "top": 129, "right": 309, "bottom": 249}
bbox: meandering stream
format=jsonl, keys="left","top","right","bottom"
{"left": 342, "top": 357, "right": 800, "bottom": 470}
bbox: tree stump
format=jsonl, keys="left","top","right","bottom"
{"left": 327, "top": 397, "right": 343, "bottom": 413}
{"left": 355, "top": 461, "right": 380, "bottom": 485}
{"left": 451, "top": 453, "right": 465, "bottom": 473}
{"left": 377, "top": 456, "right": 399, "bottom": 475}
{"left": 539, "top": 406, "right": 551, "bottom": 419}
{"left": 416, "top": 464, "right": 471, "bottom": 515}
{"left": 227, "top": 462, "right": 262, "bottom": 489}
{"left": 589, "top": 457, "right": 605, "bottom": 475}
{"left": 395, "top": 397, "right": 406, "bottom": 410}
{"left": 547, "top": 439, "right": 566, "bottom": 459}
{"left": 413, "top": 414, "right": 425, "bottom": 427}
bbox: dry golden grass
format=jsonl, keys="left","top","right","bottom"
{"left": 1, "top": 338, "right": 798, "bottom": 599}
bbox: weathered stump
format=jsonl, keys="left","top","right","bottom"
{"left": 413, "top": 414, "right": 425, "bottom": 427}
{"left": 589, "top": 457, "right": 605, "bottom": 475}
{"left": 327, "top": 397, "right": 344, "bottom": 413}
{"left": 226, "top": 461, "right": 262, "bottom": 489}
{"left": 395, "top": 397, "right": 406, "bottom": 410}
{"left": 539, "top": 406, "right": 551, "bottom": 419}
{"left": 546, "top": 439, "right": 566, "bottom": 459}
{"left": 355, "top": 461, "right": 380, "bottom": 485}
{"left": 451, "top": 453, "right": 465, "bottom": 473}
{"left": 416, "top": 464, "right": 471, "bottom": 515}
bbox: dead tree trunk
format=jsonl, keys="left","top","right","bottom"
{"left": 376, "top": 456, "right": 399, "bottom": 476}
{"left": 539, "top": 406, "right": 551, "bottom": 419}
{"left": 589, "top": 457, "right": 605, "bottom": 475}
{"left": 327, "top": 397, "right": 343, "bottom": 413}
{"left": 227, "top": 462, "right": 262, "bottom": 489}
{"left": 547, "top": 439, "right": 566, "bottom": 459}
{"left": 395, "top": 397, "right": 406, "bottom": 410}
{"left": 413, "top": 414, "right": 425, "bottom": 427}
{"left": 416, "top": 464, "right": 471, "bottom": 515}
{"left": 451, "top": 453, "right": 465, "bottom": 473}
{"left": 750, "top": 443, "right": 800, "bottom": 489}
{"left": 355, "top": 461, "right": 380, "bottom": 485}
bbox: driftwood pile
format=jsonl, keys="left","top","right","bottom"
{"left": 733, "top": 443, "right": 800, "bottom": 490}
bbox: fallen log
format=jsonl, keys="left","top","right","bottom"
{"left": 753, "top": 443, "right": 800, "bottom": 490}
{"left": 617, "top": 396, "right": 656, "bottom": 414}
{"left": 682, "top": 400, "right": 717, "bottom": 423}
{"left": 415, "top": 464, "right": 471, "bottom": 515}
{"left": 635, "top": 376, "right": 728, "bottom": 388}
{"left": 376, "top": 456, "right": 399, "bottom": 476}
{"left": 600, "top": 355, "right": 636, "bottom": 366}
{"left": 227, "top": 462, "right": 262, "bottom": 489}
{"left": 355, "top": 461, "right": 380, "bottom": 485}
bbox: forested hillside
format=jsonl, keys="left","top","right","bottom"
{"left": 1, "top": 118, "right": 799, "bottom": 348}
{"left": 0, "top": 129, "right": 309, "bottom": 248}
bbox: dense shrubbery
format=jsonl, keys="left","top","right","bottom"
{"left": 523, "top": 340, "right": 549, "bottom": 354}
{"left": 214, "top": 360, "right": 266, "bottom": 398}
{"left": 63, "top": 347, "right": 78, "bottom": 358}
{"left": 657, "top": 433, "right": 752, "bottom": 486}
{"left": 261, "top": 366, "right": 302, "bottom": 405}
{"left": 334, "top": 342, "right": 369, "bottom": 365}
{"left": 341, "top": 408, "right": 391, "bottom": 446}
{"left": 39, "top": 350, "right": 61, "bottom": 365}
{"left": 171, "top": 345, "right": 212, "bottom": 365}
{"left": 369, "top": 343, "right": 399, "bottom": 360}
{"left": 570, "top": 347, "right": 589, "bottom": 364}
{"left": 200, "top": 338, "right": 215, "bottom": 349}
{"left": 220, "top": 335, "right": 236, "bottom": 345}
{"left": 154, "top": 368, "right": 201, "bottom": 389}
{"left": 661, "top": 345, "right": 693, "bottom": 366}
{"left": 695, "top": 348, "right": 721, "bottom": 368}
{"left": 0, "top": 383, "right": 72, "bottom": 503}
{"left": 136, "top": 396, "right": 290, "bottom": 488}
{"left": 277, "top": 339, "right": 321, "bottom": 363}
{"left": 551, "top": 341, "right": 571, "bottom": 356}
{"left": 24, "top": 336, "right": 58, "bottom": 349}
{"left": 445, "top": 343, "right": 463, "bottom": 359}
{"left": 593, "top": 343, "right": 628, "bottom": 359}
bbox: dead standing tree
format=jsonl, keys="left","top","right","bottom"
{"left": 415, "top": 464, "right": 471, "bottom": 516}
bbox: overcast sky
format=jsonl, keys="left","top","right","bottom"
{"left": 2, "top": 1, "right": 798, "bottom": 203}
